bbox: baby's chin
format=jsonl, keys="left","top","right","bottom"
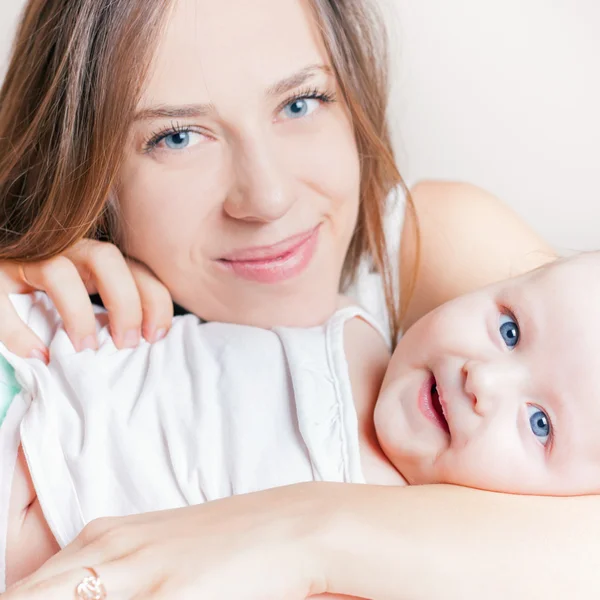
{"left": 393, "top": 463, "right": 443, "bottom": 486}
{"left": 375, "top": 440, "right": 443, "bottom": 485}
{"left": 373, "top": 407, "right": 450, "bottom": 485}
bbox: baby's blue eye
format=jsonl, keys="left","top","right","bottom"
{"left": 499, "top": 314, "right": 519, "bottom": 349}
{"left": 282, "top": 97, "right": 319, "bottom": 120}
{"left": 527, "top": 405, "right": 551, "bottom": 445}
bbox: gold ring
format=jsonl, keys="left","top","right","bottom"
{"left": 75, "top": 567, "right": 107, "bottom": 600}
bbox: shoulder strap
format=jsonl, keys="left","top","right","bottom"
{"left": 327, "top": 305, "right": 390, "bottom": 348}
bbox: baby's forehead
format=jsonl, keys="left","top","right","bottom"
{"left": 508, "top": 254, "right": 600, "bottom": 314}
{"left": 529, "top": 253, "right": 600, "bottom": 287}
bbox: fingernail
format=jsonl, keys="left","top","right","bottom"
{"left": 153, "top": 328, "right": 167, "bottom": 343}
{"left": 123, "top": 329, "right": 140, "bottom": 348}
{"left": 30, "top": 348, "right": 49, "bottom": 363}
{"left": 79, "top": 335, "right": 98, "bottom": 352}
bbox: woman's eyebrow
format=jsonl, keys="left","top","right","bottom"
{"left": 266, "top": 64, "right": 333, "bottom": 97}
{"left": 134, "top": 103, "right": 215, "bottom": 122}
{"left": 133, "top": 65, "right": 333, "bottom": 122}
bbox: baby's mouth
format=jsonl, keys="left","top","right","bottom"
{"left": 431, "top": 381, "right": 450, "bottom": 433}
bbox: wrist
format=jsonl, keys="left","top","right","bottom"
{"left": 283, "top": 483, "right": 340, "bottom": 595}
{"left": 299, "top": 483, "right": 389, "bottom": 598}
{"left": 267, "top": 482, "right": 354, "bottom": 596}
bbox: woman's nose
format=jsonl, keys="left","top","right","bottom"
{"left": 224, "top": 136, "right": 295, "bottom": 223}
{"left": 462, "top": 359, "right": 526, "bottom": 416}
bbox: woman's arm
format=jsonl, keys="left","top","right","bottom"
{"left": 5, "top": 482, "right": 599, "bottom": 599}
{"left": 400, "top": 181, "right": 555, "bottom": 328}
{"left": 320, "top": 483, "right": 600, "bottom": 599}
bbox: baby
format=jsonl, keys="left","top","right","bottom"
{"left": 1, "top": 251, "right": 598, "bottom": 589}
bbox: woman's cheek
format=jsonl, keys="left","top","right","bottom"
{"left": 280, "top": 109, "right": 360, "bottom": 209}
{"left": 117, "top": 157, "right": 222, "bottom": 256}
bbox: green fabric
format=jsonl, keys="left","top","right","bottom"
{"left": 0, "top": 355, "right": 20, "bottom": 426}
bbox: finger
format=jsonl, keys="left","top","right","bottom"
{"left": 20, "top": 258, "right": 99, "bottom": 353}
{"left": 0, "top": 257, "right": 98, "bottom": 354}
{"left": 4, "top": 563, "right": 141, "bottom": 600}
{"left": 6, "top": 540, "right": 117, "bottom": 595}
{"left": 66, "top": 241, "right": 143, "bottom": 349}
{"left": 0, "top": 289, "right": 49, "bottom": 361}
{"left": 128, "top": 260, "right": 173, "bottom": 343}
{"left": 9, "top": 510, "right": 186, "bottom": 597}
{"left": 0, "top": 262, "right": 37, "bottom": 294}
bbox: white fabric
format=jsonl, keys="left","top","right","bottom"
{"left": 0, "top": 297, "right": 387, "bottom": 559}
{"left": 0, "top": 185, "right": 406, "bottom": 589}
{"left": 0, "top": 295, "right": 77, "bottom": 590}
{"left": 0, "top": 387, "right": 27, "bottom": 590}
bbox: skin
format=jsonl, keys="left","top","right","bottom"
{"left": 5, "top": 0, "right": 589, "bottom": 598}
{"left": 378, "top": 253, "right": 600, "bottom": 495}
{"left": 13, "top": 257, "right": 594, "bottom": 595}
{"left": 117, "top": 0, "right": 360, "bottom": 329}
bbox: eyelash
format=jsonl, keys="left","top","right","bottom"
{"left": 143, "top": 122, "right": 194, "bottom": 154}
{"left": 142, "top": 87, "right": 337, "bottom": 153}
{"left": 276, "top": 86, "right": 337, "bottom": 114}
{"left": 497, "top": 305, "right": 519, "bottom": 346}
{"left": 528, "top": 403, "right": 555, "bottom": 452}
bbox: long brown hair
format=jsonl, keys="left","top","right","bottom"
{"left": 0, "top": 0, "right": 415, "bottom": 341}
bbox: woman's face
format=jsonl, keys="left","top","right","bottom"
{"left": 117, "top": 0, "right": 361, "bottom": 326}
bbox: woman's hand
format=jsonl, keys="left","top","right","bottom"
{"left": 0, "top": 239, "right": 173, "bottom": 361}
{"left": 3, "top": 485, "right": 334, "bottom": 600}
{"left": 8, "top": 481, "right": 598, "bottom": 600}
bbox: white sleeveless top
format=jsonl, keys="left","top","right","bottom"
{"left": 0, "top": 186, "right": 405, "bottom": 589}
{"left": 0, "top": 298, "right": 385, "bottom": 550}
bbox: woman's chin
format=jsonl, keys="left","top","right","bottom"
{"left": 174, "top": 279, "right": 339, "bottom": 328}
{"left": 216, "top": 293, "right": 339, "bottom": 328}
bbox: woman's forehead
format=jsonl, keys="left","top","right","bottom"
{"left": 139, "top": 0, "right": 329, "bottom": 108}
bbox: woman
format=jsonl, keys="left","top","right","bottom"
{"left": 1, "top": 0, "right": 587, "bottom": 598}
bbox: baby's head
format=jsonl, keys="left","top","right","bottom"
{"left": 375, "top": 252, "right": 600, "bottom": 496}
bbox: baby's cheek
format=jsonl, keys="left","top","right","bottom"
{"left": 433, "top": 446, "right": 492, "bottom": 487}
{"left": 436, "top": 444, "right": 529, "bottom": 493}
{"left": 372, "top": 399, "right": 403, "bottom": 456}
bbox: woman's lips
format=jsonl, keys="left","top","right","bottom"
{"left": 217, "top": 225, "right": 320, "bottom": 284}
{"left": 418, "top": 374, "right": 450, "bottom": 433}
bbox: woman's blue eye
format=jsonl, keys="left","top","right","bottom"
{"left": 282, "top": 97, "right": 320, "bottom": 120}
{"left": 499, "top": 314, "right": 519, "bottom": 349}
{"left": 164, "top": 131, "right": 191, "bottom": 150}
{"left": 159, "top": 130, "right": 203, "bottom": 151}
{"left": 527, "top": 405, "right": 551, "bottom": 445}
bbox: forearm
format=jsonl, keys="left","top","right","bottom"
{"left": 313, "top": 483, "right": 600, "bottom": 599}
{"left": 8, "top": 482, "right": 596, "bottom": 600}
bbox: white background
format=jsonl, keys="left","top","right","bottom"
{"left": 2, "top": 0, "right": 599, "bottom": 252}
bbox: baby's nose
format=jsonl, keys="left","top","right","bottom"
{"left": 462, "top": 359, "right": 525, "bottom": 415}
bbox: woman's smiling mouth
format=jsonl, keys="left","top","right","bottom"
{"left": 217, "top": 225, "right": 321, "bottom": 284}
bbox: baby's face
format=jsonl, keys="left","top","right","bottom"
{"left": 375, "top": 253, "right": 600, "bottom": 495}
